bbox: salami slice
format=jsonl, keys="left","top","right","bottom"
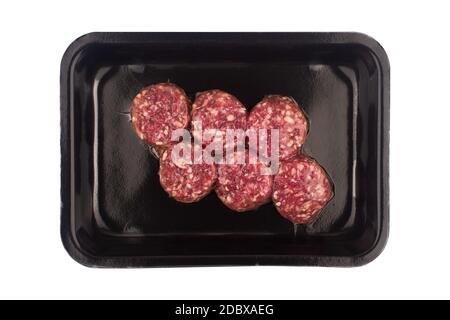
{"left": 216, "top": 150, "right": 273, "bottom": 212}
{"left": 191, "top": 90, "right": 247, "bottom": 148}
{"left": 159, "top": 143, "right": 217, "bottom": 203}
{"left": 272, "top": 155, "right": 333, "bottom": 224}
{"left": 130, "top": 83, "right": 190, "bottom": 148}
{"left": 248, "top": 95, "right": 308, "bottom": 161}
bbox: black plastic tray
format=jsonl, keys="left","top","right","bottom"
{"left": 60, "top": 32, "right": 389, "bottom": 267}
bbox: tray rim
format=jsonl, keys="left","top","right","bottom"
{"left": 60, "top": 32, "right": 390, "bottom": 268}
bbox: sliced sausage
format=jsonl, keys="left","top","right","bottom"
{"left": 130, "top": 83, "right": 190, "bottom": 148}
{"left": 160, "top": 143, "right": 217, "bottom": 203}
{"left": 248, "top": 95, "right": 308, "bottom": 161}
{"left": 216, "top": 150, "right": 273, "bottom": 212}
{"left": 272, "top": 154, "right": 333, "bottom": 224}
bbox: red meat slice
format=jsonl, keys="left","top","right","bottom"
{"left": 191, "top": 90, "right": 247, "bottom": 149}
{"left": 130, "top": 83, "right": 190, "bottom": 148}
{"left": 248, "top": 95, "right": 308, "bottom": 161}
{"left": 272, "top": 155, "right": 333, "bottom": 224}
{"left": 159, "top": 143, "right": 217, "bottom": 203}
{"left": 216, "top": 150, "right": 273, "bottom": 212}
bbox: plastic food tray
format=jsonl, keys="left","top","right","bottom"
{"left": 60, "top": 32, "right": 390, "bottom": 267}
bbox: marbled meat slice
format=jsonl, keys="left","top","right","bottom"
{"left": 191, "top": 90, "right": 247, "bottom": 149}
{"left": 216, "top": 150, "right": 273, "bottom": 212}
{"left": 130, "top": 82, "right": 190, "bottom": 148}
{"left": 159, "top": 143, "right": 217, "bottom": 203}
{"left": 248, "top": 95, "right": 308, "bottom": 161}
{"left": 272, "top": 154, "right": 333, "bottom": 224}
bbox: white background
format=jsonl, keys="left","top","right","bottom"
{"left": 0, "top": 0, "right": 449, "bottom": 300}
